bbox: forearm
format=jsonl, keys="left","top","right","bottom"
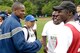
{"left": 12, "top": 31, "right": 42, "bottom": 53}
{"left": 42, "top": 36, "right": 48, "bottom": 53}
{"left": 42, "top": 36, "right": 47, "bottom": 47}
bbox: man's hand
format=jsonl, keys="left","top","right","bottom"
{"left": 44, "top": 46, "right": 48, "bottom": 53}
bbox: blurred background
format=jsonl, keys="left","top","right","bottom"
{"left": 0, "top": 0, "right": 80, "bottom": 17}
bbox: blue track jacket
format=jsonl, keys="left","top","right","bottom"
{"left": 0, "top": 13, "right": 42, "bottom": 53}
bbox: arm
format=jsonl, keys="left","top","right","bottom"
{"left": 41, "top": 22, "right": 48, "bottom": 53}
{"left": 12, "top": 28, "right": 42, "bottom": 53}
{"left": 11, "top": 22, "right": 42, "bottom": 53}
{"left": 42, "top": 36, "right": 47, "bottom": 46}
{"left": 42, "top": 36, "right": 48, "bottom": 53}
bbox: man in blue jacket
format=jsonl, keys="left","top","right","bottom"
{"left": 1, "top": 2, "right": 42, "bottom": 53}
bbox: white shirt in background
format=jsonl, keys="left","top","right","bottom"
{"left": 42, "top": 20, "right": 64, "bottom": 53}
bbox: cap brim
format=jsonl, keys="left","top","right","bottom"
{"left": 30, "top": 19, "right": 37, "bottom": 22}
{"left": 53, "top": 6, "right": 63, "bottom": 10}
{"left": 35, "top": 18, "right": 37, "bottom": 21}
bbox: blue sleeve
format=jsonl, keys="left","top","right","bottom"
{"left": 12, "top": 31, "right": 42, "bottom": 53}
{"left": 2, "top": 16, "right": 42, "bottom": 53}
{"left": 11, "top": 21, "right": 42, "bottom": 53}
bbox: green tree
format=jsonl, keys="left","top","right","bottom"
{"left": 42, "top": 0, "right": 60, "bottom": 16}
{"left": 0, "top": 0, "right": 13, "bottom": 7}
{"left": 13, "top": 0, "right": 26, "bottom": 3}
{"left": 0, "top": 5, "right": 11, "bottom": 12}
{"left": 74, "top": 0, "right": 80, "bottom": 5}
{"left": 62, "top": 0, "right": 74, "bottom": 2}
{"left": 42, "top": 2, "right": 53, "bottom": 15}
{"left": 24, "top": 1, "right": 38, "bottom": 15}
{"left": 0, "top": 0, "right": 79, "bottom": 16}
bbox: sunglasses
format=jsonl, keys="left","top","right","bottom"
{"left": 52, "top": 15, "right": 59, "bottom": 17}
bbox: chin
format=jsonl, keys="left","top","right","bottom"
{"left": 54, "top": 22, "right": 61, "bottom": 25}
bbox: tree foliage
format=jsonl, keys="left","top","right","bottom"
{"left": 42, "top": 0, "right": 61, "bottom": 15}
{"left": 0, "top": 5, "right": 11, "bottom": 13}
{"left": 0, "top": 0, "right": 80, "bottom": 16}
{"left": 24, "top": 1, "right": 37, "bottom": 15}
{"left": 13, "top": 0, "right": 26, "bottom": 3}
{"left": 0, "top": 0, "right": 13, "bottom": 7}
{"left": 74, "top": 0, "right": 80, "bottom": 5}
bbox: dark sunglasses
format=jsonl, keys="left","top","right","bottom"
{"left": 52, "top": 15, "right": 59, "bottom": 17}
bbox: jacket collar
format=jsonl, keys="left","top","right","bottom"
{"left": 11, "top": 13, "right": 20, "bottom": 23}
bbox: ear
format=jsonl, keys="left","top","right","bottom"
{"left": 13, "top": 9, "right": 18, "bottom": 15}
{"left": 67, "top": 11, "right": 73, "bottom": 16}
{"left": 69, "top": 12, "right": 73, "bottom": 16}
{"left": 13, "top": 10, "right": 16, "bottom": 13}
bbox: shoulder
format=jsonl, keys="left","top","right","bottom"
{"left": 2, "top": 16, "right": 21, "bottom": 29}
{"left": 46, "top": 20, "right": 53, "bottom": 24}
{"left": 44, "top": 20, "right": 53, "bottom": 27}
{"left": 67, "top": 21, "right": 80, "bottom": 31}
{"left": 22, "top": 27, "right": 28, "bottom": 31}
{"left": 58, "top": 25, "right": 73, "bottom": 39}
{"left": 22, "top": 27, "right": 28, "bottom": 35}
{"left": 3, "top": 16, "right": 17, "bottom": 24}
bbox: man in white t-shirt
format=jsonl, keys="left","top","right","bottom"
{"left": 41, "top": 11, "right": 64, "bottom": 53}
{"left": 53, "top": 1, "right": 80, "bottom": 53}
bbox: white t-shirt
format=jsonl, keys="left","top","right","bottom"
{"left": 42, "top": 20, "right": 64, "bottom": 53}
{"left": 54, "top": 21, "right": 80, "bottom": 53}
{"left": 22, "top": 27, "right": 36, "bottom": 43}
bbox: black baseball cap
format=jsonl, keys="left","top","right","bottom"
{"left": 53, "top": 1, "right": 76, "bottom": 11}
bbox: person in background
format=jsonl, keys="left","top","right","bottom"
{"left": 75, "top": 5, "right": 80, "bottom": 23}
{"left": 0, "top": 11, "right": 8, "bottom": 34}
{"left": 41, "top": 11, "right": 64, "bottom": 53}
{"left": 53, "top": 1, "right": 80, "bottom": 53}
{"left": 0, "top": 11, "right": 8, "bottom": 25}
{"left": 22, "top": 15, "right": 37, "bottom": 43}
{"left": 1, "top": 2, "right": 42, "bottom": 53}
{"left": 5, "top": 9, "right": 11, "bottom": 16}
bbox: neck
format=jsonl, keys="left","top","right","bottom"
{"left": 64, "top": 16, "right": 74, "bottom": 24}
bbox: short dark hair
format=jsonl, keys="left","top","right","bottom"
{"left": 12, "top": 2, "right": 24, "bottom": 11}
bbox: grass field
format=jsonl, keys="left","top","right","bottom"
{"left": 21, "top": 17, "right": 51, "bottom": 53}
{"left": 37, "top": 18, "right": 51, "bottom": 53}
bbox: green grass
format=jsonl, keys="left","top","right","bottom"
{"left": 21, "top": 17, "right": 51, "bottom": 53}
{"left": 37, "top": 18, "right": 51, "bottom": 39}
{"left": 37, "top": 18, "right": 51, "bottom": 53}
